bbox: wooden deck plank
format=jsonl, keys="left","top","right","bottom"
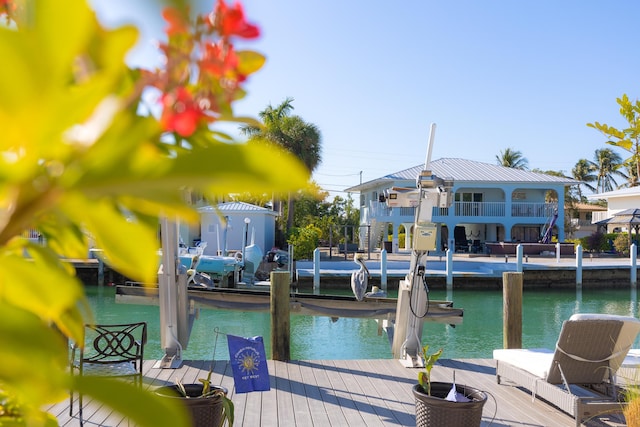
{"left": 355, "top": 358, "right": 412, "bottom": 426}
{"left": 301, "top": 360, "right": 350, "bottom": 426}
{"left": 320, "top": 359, "right": 369, "bottom": 425}
{"left": 49, "top": 358, "right": 629, "bottom": 426}
{"left": 333, "top": 359, "right": 386, "bottom": 426}
{"left": 273, "top": 360, "right": 294, "bottom": 427}
{"left": 284, "top": 361, "right": 315, "bottom": 426}
{"left": 295, "top": 360, "right": 332, "bottom": 426}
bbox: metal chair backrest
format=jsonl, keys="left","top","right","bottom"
{"left": 81, "top": 322, "right": 147, "bottom": 368}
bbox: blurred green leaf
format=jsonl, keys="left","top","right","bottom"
{"left": 237, "top": 50, "right": 266, "bottom": 76}
{"left": 73, "top": 376, "right": 191, "bottom": 427}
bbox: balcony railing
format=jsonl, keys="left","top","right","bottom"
{"left": 365, "top": 201, "right": 557, "bottom": 221}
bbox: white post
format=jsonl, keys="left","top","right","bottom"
{"left": 516, "top": 244, "right": 523, "bottom": 273}
{"left": 380, "top": 249, "right": 388, "bottom": 291}
{"left": 556, "top": 242, "right": 561, "bottom": 263}
{"left": 313, "top": 247, "right": 320, "bottom": 294}
{"left": 576, "top": 244, "right": 583, "bottom": 287}
{"left": 631, "top": 243, "right": 637, "bottom": 287}
{"left": 156, "top": 217, "right": 185, "bottom": 369}
{"left": 288, "top": 245, "right": 294, "bottom": 284}
{"left": 446, "top": 248, "right": 453, "bottom": 289}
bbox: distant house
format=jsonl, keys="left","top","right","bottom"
{"left": 565, "top": 202, "right": 607, "bottom": 239}
{"left": 345, "top": 158, "right": 579, "bottom": 253}
{"left": 196, "top": 202, "right": 278, "bottom": 256}
{"left": 587, "top": 187, "right": 640, "bottom": 232}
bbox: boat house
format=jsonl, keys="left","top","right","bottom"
{"left": 345, "top": 158, "right": 579, "bottom": 255}
{"left": 196, "top": 202, "right": 278, "bottom": 256}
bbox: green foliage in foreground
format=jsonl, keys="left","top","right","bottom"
{"left": 0, "top": 0, "right": 309, "bottom": 425}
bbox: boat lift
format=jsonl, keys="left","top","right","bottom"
{"left": 391, "top": 123, "right": 456, "bottom": 367}
{"left": 155, "top": 217, "right": 197, "bottom": 369}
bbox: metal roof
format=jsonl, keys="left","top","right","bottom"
{"left": 586, "top": 186, "right": 640, "bottom": 200}
{"left": 197, "top": 201, "right": 276, "bottom": 215}
{"left": 345, "top": 158, "right": 579, "bottom": 192}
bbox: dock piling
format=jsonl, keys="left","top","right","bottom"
{"left": 503, "top": 272, "right": 523, "bottom": 349}
{"left": 380, "top": 249, "right": 388, "bottom": 291}
{"left": 271, "top": 271, "right": 290, "bottom": 361}
{"left": 576, "top": 244, "right": 583, "bottom": 286}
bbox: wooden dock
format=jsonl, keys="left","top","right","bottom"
{"left": 48, "top": 358, "right": 626, "bottom": 426}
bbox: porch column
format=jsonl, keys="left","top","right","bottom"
{"left": 556, "top": 191, "right": 565, "bottom": 242}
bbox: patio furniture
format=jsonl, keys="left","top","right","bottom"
{"left": 493, "top": 313, "right": 640, "bottom": 427}
{"left": 69, "top": 322, "right": 147, "bottom": 426}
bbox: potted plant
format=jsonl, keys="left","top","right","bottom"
{"left": 412, "top": 345, "right": 487, "bottom": 427}
{"left": 622, "top": 383, "right": 640, "bottom": 427}
{"left": 155, "top": 369, "right": 234, "bottom": 427}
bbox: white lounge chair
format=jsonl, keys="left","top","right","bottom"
{"left": 494, "top": 313, "right": 640, "bottom": 426}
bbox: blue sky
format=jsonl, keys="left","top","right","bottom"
{"left": 91, "top": 1, "right": 640, "bottom": 199}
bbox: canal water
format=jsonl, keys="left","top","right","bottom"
{"left": 87, "top": 286, "right": 640, "bottom": 361}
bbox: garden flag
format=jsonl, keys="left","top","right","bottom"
{"left": 227, "top": 334, "right": 270, "bottom": 393}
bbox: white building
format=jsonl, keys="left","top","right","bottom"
{"left": 196, "top": 202, "right": 278, "bottom": 256}
{"left": 587, "top": 187, "right": 640, "bottom": 232}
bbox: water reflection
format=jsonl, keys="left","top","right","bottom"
{"left": 88, "top": 286, "right": 640, "bottom": 361}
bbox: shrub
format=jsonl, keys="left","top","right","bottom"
{"left": 584, "top": 231, "right": 606, "bottom": 252}
{"left": 288, "top": 225, "right": 321, "bottom": 260}
{"left": 614, "top": 234, "right": 631, "bottom": 256}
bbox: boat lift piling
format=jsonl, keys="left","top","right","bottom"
{"left": 392, "top": 122, "right": 457, "bottom": 366}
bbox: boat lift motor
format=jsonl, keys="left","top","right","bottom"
{"left": 391, "top": 123, "right": 454, "bottom": 367}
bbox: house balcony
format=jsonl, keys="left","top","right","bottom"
{"left": 363, "top": 201, "right": 557, "bottom": 224}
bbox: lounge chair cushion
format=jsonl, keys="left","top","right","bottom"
{"left": 493, "top": 348, "right": 553, "bottom": 378}
{"left": 493, "top": 313, "right": 640, "bottom": 385}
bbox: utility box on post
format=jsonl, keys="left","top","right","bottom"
{"left": 413, "top": 224, "right": 437, "bottom": 251}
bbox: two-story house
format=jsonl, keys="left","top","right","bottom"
{"left": 345, "top": 158, "right": 579, "bottom": 254}
{"left": 587, "top": 187, "right": 640, "bottom": 232}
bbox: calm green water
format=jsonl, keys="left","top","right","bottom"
{"left": 87, "top": 286, "right": 640, "bottom": 361}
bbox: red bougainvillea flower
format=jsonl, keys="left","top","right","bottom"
{"left": 213, "top": 0, "right": 260, "bottom": 39}
{"left": 0, "top": 0, "right": 16, "bottom": 18}
{"left": 162, "top": 7, "right": 189, "bottom": 36}
{"left": 160, "top": 87, "right": 208, "bottom": 137}
{"left": 200, "top": 41, "right": 238, "bottom": 77}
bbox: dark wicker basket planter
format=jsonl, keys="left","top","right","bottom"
{"left": 155, "top": 384, "right": 228, "bottom": 427}
{"left": 413, "top": 382, "right": 487, "bottom": 427}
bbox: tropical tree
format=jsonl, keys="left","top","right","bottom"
{"left": 241, "top": 97, "right": 322, "bottom": 236}
{"left": 591, "top": 148, "right": 627, "bottom": 193}
{"left": 0, "top": 1, "right": 309, "bottom": 425}
{"left": 622, "top": 158, "right": 639, "bottom": 188}
{"left": 588, "top": 94, "right": 640, "bottom": 185}
{"left": 496, "top": 148, "right": 528, "bottom": 170}
{"left": 571, "top": 158, "right": 597, "bottom": 201}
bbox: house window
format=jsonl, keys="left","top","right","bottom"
{"left": 454, "top": 192, "right": 483, "bottom": 203}
{"left": 454, "top": 192, "right": 483, "bottom": 216}
{"left": 512, "top": 192, "right": 526, "bottom": 200}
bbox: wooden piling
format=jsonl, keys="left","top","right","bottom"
{"left": 271, "top": 271, "right": 290, "bottom": 361}
{"left": 503, "top": 272, "right": 522, "bottom": 349}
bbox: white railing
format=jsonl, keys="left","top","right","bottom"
{"left": 452, "top": 201, "right": 506, "bottom": 217}
{"left": 365, "top": 200, "right": 557, "bottom": 222}
{"left": 510, "top": 202, "right": 556, "bottom": 218}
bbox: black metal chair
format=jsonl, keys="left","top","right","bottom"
{"left": 69, "top": 322, "right": 147, "bottom": 426}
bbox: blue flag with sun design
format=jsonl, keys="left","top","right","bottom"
{"left": 227, "top": 334, "right": 270, "bottom": 393}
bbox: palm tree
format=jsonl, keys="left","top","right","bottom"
{"left": 622, "top": 158, "right": 639, "bottom": 188}
{"left": 590, "top": 148, "right": 627, "bottom": 193}
{"left": 496, "top": 148, "right": 528, "bottom": 170}
{"left": 571, "top": 159, "right": 597, "bottom": 201}
{"left": 241, "top": 97, "right": 322, "bottom": 234}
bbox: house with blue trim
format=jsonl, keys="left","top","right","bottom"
{"left": 345, "top": 158, "right": 579, "bottom": 254}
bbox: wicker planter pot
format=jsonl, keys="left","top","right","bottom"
{"left": 413, "top": 383, "right": 487, "bottom": 427}
{"left": 155, "top": 384, "right": 228, "bottom": 427}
